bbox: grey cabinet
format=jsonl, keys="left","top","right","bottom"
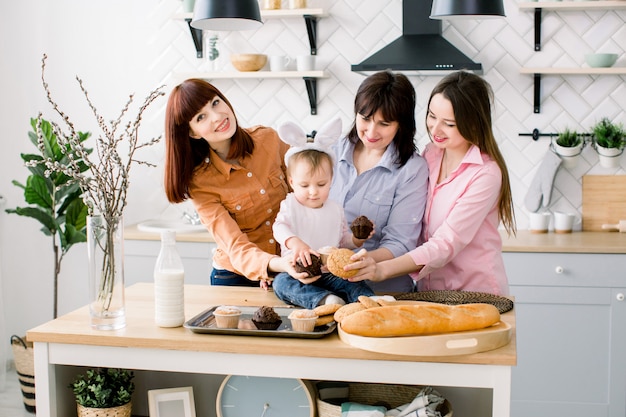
{"left": 504, "top": 252, "right": 626, "bottom": 417}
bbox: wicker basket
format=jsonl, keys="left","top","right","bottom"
{"left": 77, "top": 402, "right": 132, "bottom": 417}
{"left": 10, "top": 335, "right": 36, "bottom": 413}
{"left": 316, "top": 382, "right": 452, "bottom": 417}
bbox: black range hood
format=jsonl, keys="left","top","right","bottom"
{"left": 351, "top": 0, "right": 482, "bottom": 73}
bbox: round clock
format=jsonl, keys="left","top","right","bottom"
{"left": 216, "top": 375, "right": 316, "bottom": 417}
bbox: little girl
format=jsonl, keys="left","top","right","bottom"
{"left": 272, "top": 118, "right": 375, "bottom": 309}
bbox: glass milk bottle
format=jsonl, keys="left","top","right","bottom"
{"left": 154, "top": 230, "right": 185, "bottom": 327}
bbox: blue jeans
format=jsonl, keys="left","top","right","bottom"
{"left": 272, "top": 272, "right": 375, "bottom": 309}
{"left": 210, "top": 268, "right": 260, "bottom": 287}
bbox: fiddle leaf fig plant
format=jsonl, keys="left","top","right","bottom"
{"left": 70, "top": 368, "right": 135, "bottom": 408}
{"left": 5, "top": 117, "right": 91, "bottom": 318}
{"left": 592, "top": 117, "right": 625, "bottom": 149}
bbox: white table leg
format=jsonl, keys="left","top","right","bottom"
{"left": 34, "top": 342, "right": 57, "bottom": 417}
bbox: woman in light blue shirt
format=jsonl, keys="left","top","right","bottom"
{"left": 329, "top": 71, "right": 429, "bottom": 293}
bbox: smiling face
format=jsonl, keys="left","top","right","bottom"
{"left": 426, "top": 93, "right": 470, "bottom": 153}
{"left": 288, "top": 154, "right": 333, "bottom": 209}
{"left": 188, "top": 95, "right": 237, "bottom": 151}
{"left": 355, "top": 110, "right": 399, "bottom": 153}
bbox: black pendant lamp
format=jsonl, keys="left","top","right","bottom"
{"left": 430, "top": 0, "right": 506, "bottom": 19}
{"left": 191, "top": 0, "right": 263, "bottom": 31}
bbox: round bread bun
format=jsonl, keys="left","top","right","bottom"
{"left": 314, "top": 314, "right": 336, "bottom": 327}
{"left": 313, "top": 303, "right": 343, "bottom": 317}
{"left": 326, "top": 248, "right": 359, "bottom": 279}
{"left": 333, "top": 302, "right": 366, "bottom": 323}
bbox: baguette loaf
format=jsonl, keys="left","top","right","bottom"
{"left": 340, "top": 303, "right": 500, "bottom": 337}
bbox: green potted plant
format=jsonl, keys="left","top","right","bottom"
{"left": 6, "top": 117, "right": 91, "bottom": 414}
{"left": 6, "top": 117, "right": 91, "bottom": 319}
{"left": 591, "top": 117, "right": 625, "bottom": 168}
{"left": 70, "top": 368, "right": 135, "bottom": 417}
{"left": 553, "top": 128, "right": 584, "bottom": 169}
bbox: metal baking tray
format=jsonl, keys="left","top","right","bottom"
{"left": 184, "top": 305, "right": 337, "bottom": 338}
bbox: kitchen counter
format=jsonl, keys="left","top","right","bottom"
{"left": 500, "top": 230, "right": 626, "bottom": 254}
{"left": 28, "top": 283, "right": 516, "bottom": 417}
{"left": 125, "top": 224, "right": 626, "bottom": 253}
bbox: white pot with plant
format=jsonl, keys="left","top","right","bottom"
{"left": 552, "top": 128, "right": 584, "bottom": 169}
{"left": 591, "top": 117, "right": 625, "bottom": 168}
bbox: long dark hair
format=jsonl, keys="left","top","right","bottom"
{"left": 427, "top": 71, "right": 516, "bottom": 235}
{"left": 347, "top": 71, "right": 417, "bottom": 167}
{"left": 163, "top": 79, "right": 254, "bottom": 203}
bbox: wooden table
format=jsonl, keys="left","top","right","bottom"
{"left": 28, "top": 284, "right": 517, "bottom": 416}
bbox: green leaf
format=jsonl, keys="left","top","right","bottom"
{"left": 24, "top": 175, "right": 53, "bottom": 210}
{"left": 10, "top": 206, "right": 56, "bottom": 234}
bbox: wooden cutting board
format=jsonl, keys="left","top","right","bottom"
{"left": 338, "top": 321, "right": 512, "bottom": 356}
{"left": 337, "top": 301, "right": 512, "bottom": 356}
{"left": 582, "top": 175, "right": 626, "bottom": 231}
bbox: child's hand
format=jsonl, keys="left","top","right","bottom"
{"left": 287, "top": 237, "right": 319, "bottom": 266}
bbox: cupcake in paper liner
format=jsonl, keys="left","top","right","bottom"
{"left": 288, "top": 309, "right": 318, "bottom": 332}
{"left": 213, "top": 305, "right": 242, "bottom": 329}
{"left": 350, "top": 215, "right": 374, "bottom": 239}
{"left": 252, "top": 306, "right": 283, "bottom": 330}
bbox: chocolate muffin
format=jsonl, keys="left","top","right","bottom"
{"left": 294, "top": 254, "right": 323, "bottom": 277}
{"left": 350, "top": 215, "right": 374, "bottom": 239}
{"left": 252, "top": 306, "right": 283, "bottom": 330}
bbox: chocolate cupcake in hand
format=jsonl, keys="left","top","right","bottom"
{"left": 350, "top": 215, "right": 374, "bottom": 239}
{"left": 294, "top": 254, "right": 323, "bottom": 277}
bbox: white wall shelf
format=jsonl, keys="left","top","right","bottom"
{"left": 176, "top": 70, "right": 325, "bottom": 79}
{"left": 174, "top": 9, "right": 327, "bottom": 57}
{"left": 518, "top": 1, "right": 626, "bottom": 51}
{"left": 520, "top": 67, "right": 626, "bottom": 114}
{"left": 518, "top": 2, "right": 626, "bottom": 113}
{"left": 175, "top": 71, "right": 327, "bottom": 115}
{"left": 518, "top": 1, "right": 626, "bottom": 11}
{"left": 520, "top": 68, "right": 626, "bottom": 75}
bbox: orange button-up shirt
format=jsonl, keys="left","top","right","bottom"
{"left": 189, "top": 126, "right": 290, "bottom": 281}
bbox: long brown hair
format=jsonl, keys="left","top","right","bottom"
{"left": 427, "top": 71, "right": 516, "bottom": 235}
{"left": 347, "top": 71, "right": 417, "bottom": 167}
{"left": 163, "top": 79, "right": 255, "bottom": 203}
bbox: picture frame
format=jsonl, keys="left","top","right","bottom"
{"left": 148, "top": 386, "right": 196, "bottom": 417}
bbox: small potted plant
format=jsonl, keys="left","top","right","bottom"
{"left": 591, "top": 117, "right": 625, "bottom": 168}
{"left": 70, "top": 368, "right": 135, "bottom": 417}
{"left": 553, "top": 128, "right": 584, "bottom": 169}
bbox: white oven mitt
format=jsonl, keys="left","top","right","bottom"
{"left": 524, "top": 149, "right": 562, "bottom": 212}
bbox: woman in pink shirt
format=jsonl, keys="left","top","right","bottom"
{"left": 346, "top": 71, "right": 516, "bottom": 295}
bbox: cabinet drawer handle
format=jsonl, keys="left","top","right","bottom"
{"left": 617, "top": 293, "right": 625, "bottom": 302}
{"left": 555, "top": 266, "right": 564, "bottom": 274}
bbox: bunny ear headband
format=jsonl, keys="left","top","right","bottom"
{"left": 279, "top": 117, "right": 342, "bottom": 167}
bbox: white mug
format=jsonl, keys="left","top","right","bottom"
{"left": 296, "top": 55, "right": 315, "bottom": 71}
{"left": 269, "top": 55, "right": 291, "bottom": 71}
{"left": 553, "top": 211, "right": 580, "bottom": 233}
{"left": 529, "top": 212, "right": 551, "bottom": 233}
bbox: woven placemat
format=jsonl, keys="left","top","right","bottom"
{"left": 396, "top": 290, "right": 514, "bottom": 313}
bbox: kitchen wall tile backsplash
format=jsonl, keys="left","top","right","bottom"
{"left": 161, "top": 0, "right": 625, "bottom": 230}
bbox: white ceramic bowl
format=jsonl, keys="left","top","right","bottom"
{"left": 585, "top": 53, "right": 618, "bottom": 68}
